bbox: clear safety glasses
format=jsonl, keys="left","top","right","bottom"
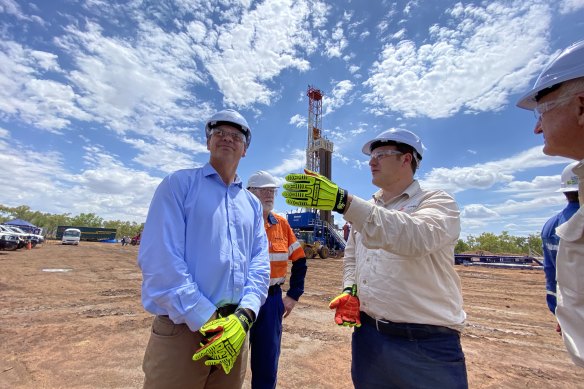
{"left": 250, "top": 187, "right": 277, "bottom": 196}
{"left": 211, "top": 128, "right": 246, "bottom": 143}
{"left": 369, "top": 149, "right": 403, "bottom": 162}
{"left": 534, "top": 92, "right": 584, "bottom": 121}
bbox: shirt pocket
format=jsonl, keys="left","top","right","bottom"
{"left": 556, "top": 211, "right": 584, "bottom": 293}
{"left": 271, "top": 237, "right": 288, "bottom": 253}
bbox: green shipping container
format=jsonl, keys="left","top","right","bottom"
{"left": 56, "top": 226, "right": 117, "bottom": 241}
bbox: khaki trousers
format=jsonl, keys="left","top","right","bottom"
{"left": 142, "top": 315, "right": 248, "bottom": 389}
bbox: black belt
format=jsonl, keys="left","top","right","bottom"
{"left": 268, "top": 284, "right": 282, "bottom": 296}
{"left": 361, "top": 312, "right": 459, "bottom": 340}
{"left": 217, "top": 304, "right": 238, "bottom": 318}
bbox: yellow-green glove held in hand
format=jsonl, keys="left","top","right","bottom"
{"left": 282, "top": 169, "right": 349, "bottom": 213}
{"left": 192, "top": 308, "right": 253, "bottom": 374}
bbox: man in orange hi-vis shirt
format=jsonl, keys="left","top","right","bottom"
{"left": 246, "top": 170, "right": 307, "bottom": 389}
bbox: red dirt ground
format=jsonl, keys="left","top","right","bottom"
{"left": 1, "top": 242, "right": 583, "bottom": 388}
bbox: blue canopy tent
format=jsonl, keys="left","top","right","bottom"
{"left": 4, "top": 219, "right": 42, "bottom": 235}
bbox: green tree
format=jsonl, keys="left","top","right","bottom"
{"left": 70, "top": 213, "right": 104, "bottom": 227}
{"left": 455, "top": 239, "right": 470, "bottom": 253}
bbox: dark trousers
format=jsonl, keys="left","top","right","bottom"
{"left": 249, "top": 284, "right": 285, "bottom": 389}
{"left": 352, "top": 313, "right": 468, "bottom": 389}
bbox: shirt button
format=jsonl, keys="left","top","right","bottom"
{"left": 363, "top": 280, "right": 367, "bottom": 285}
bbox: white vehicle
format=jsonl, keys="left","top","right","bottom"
{"left": 4, "top": 225, "right": 44, "bottom": 246}
{"left": 0, "top": 225, "right": 27, "bottom": 248}
{"left": 62, "top": 228, "right": 81, "bottom": 245}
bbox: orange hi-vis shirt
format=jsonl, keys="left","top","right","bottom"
{"left": 265, "top": 213, "right": 304, "bottom": 286}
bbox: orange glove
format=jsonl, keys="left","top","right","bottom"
{"left": 329, "top": 284, "right": 361, "bottom": 327}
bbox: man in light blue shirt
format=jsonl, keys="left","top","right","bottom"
{"left": 138, "top": 109, "right": 270, "bottom": 389}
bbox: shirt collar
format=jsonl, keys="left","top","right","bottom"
{"left": 203, "top": 162, "right": 243, "bottom": 188}
{"left": 372, "top": 180, "right": 420, "bottom": 205}
{"left": 267, "top": 212, "right": 279, "bottom": 225}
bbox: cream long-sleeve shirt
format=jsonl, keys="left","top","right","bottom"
{"left": 555, "top": 159, "right": 584, "bottom": 367}
{"left": 343, "top": 180, "right": 466, "bottom": 330}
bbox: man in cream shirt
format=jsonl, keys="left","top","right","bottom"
{"left": 283, "top": 128, "right": 467, "bottom": 388}
{"left": 517, "top": 39, "right": 584, "bottom": 367}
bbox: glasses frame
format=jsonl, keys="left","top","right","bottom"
{"left": 369, "top": 149, "right": 403, "bottom": 162}
{"left": 534, "top": 92, "right": 584, "bottom": 121}
{"left": 250, "top": 187, "right": 278, "bottom": 196}
{"left": 211, "top": 128, "right": 246, "bottom": 144}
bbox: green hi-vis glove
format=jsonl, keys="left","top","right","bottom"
{"left": 192, "top": 308, "right": 253, "bottom": 374}
{"left": 328, "top": 284, "right": 361, "bottom": 327}
{"left": 282, "top": 169, "right": 349, "bottom": 213}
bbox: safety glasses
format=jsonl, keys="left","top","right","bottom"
{"left": 250, "top": 187, "right": 277, "bottom": 196}
{"left": 369, "top": 149, "right": 403, "bottom": 162}
{"left": 211, "top": 128, "right": 246, "bottom": 143}
{"left": 534, "top": 92, "right": 584, "bottom": 121}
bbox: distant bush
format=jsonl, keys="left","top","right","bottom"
{"left": 455, "top": 231, "right": 542, "bottom": 256}
{"left": 0, "top": 204, "right": 144, "bottom": 240}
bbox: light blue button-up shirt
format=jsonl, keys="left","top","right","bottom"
{"left": 138, "top": 163, "right": 270, "bottom": 331}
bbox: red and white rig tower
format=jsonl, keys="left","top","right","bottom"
{"left": 306, "top": 85, "right": 334, "bottom": 223}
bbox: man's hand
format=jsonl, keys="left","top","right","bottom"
{"left": 192, "top": 308, "right": 253, "bottom": 374}
{"left": 329, "top": 284, "right": 361, "bottom": 327}
{"left": 283, "top": 295, "right": 297, "bottom": 318}
{"left": 282, "top": 169, "right": 349, "bottom": 213}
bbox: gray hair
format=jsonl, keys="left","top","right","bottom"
{"left": 559, "top": 77, "right": 584, "bottom": 97}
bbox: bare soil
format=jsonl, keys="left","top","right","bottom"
{"left": 1, "top": 242, "right": 583, "bottom": 389}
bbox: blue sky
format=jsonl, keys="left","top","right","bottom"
{"left": 1, "top": 0, "right": 583, "bottom": 238}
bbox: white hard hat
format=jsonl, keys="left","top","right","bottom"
{"left": 557, "top": 161, "right": 580, "bottom": 192}
{"left": 205, "top": 109, "right": 251, "bottom": 147}
{"left": 361, "top": 128, "right": 424, "bottom": 160}
{"left": 247, "top": 170, "right": 278, "bottom": 189}
{"left": 517, "top": 40, "right": 584, "bottom": 110}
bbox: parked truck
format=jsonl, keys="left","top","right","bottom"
{"left": 56, "top": 226, "right": 117, "bottom": 242}
{"left": 286, "top": 211, "right": 345, "bottom": 259}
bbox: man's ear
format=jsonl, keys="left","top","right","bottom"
{"left": 577, "top": 94, "right": 584, "bottom": 126}
{"left": 241, "top": 146, "right": 247, "bottom": 158}
{"left": 402, "top": 152, "right": 413, "bottom": 167}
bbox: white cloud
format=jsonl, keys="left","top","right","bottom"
{"left": 289, "top": 114, "right": 306, "bottom": 128}
{"left": 0, "top": 40, "right": 93, "bottom": 132}
{"left": 492, "top": 196, "right": 564, "bottom": 215}
{"left": 324, "top": 79, "right": 355, "bottom": 115}
{"left": 421, "top": 146, "right": 567, "bottom": 192}
{"left": 268, "top": 149, "right": 306, "bottom": 175}
{"left": 204, "top": 0, "right": 324, "bottom": 107}
{"left": 499, "top": 174, "right": 560, "bottom": 197}
{"left": 559, "top": 0, "right": 584, "bottom": 14}
{"left": 56, "top": 21, "right": 206, "bottom": 132}
{"left": 324, "top": 23, "right": 348, "bottom": 58}
{"left": 461, "top": 204, "right": 499, "bottom": 218}
{"left": 363, "top": 1, "right": 553, "bottom": 118}
{"left": 0, "top": 0, "right": 28, "bottom": 20}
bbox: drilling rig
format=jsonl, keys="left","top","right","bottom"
{"left": 286, "top": 85, "right": 346, "bottom": 258}
{"left": 305, "top": 85, "right": 333, "bottom": 224}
